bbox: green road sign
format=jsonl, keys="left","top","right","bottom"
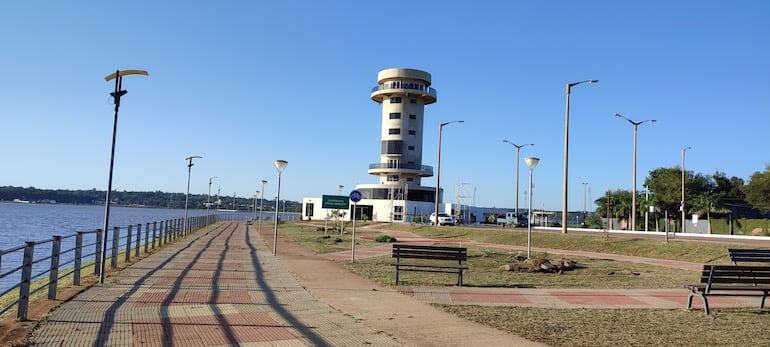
{"left": 322, "top": 195, "right": 349, "bottom": 209}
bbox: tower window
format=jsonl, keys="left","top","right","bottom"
{"left": 387, "top": 175, "right": 399, "bottom": 181}
{"left": 409, "top": 114, "right": 416, "bottom": 119}
{"left": 390, "top": 97, "right": 402, "bottom": 104}
{"left": 381, "top": 140, "right": 403, "bottom": 154}
{"left": 408, "top": 145, "right": 415, "bottom": 150}
{"left": 408, "top": 130, "right": 416, "bottom": 135}
{"left": 389, "top": 112, "right": 401, "bottom": 119}
{"left": 388, "top": 128, "right": 401, "bottom": 135}
{"left": 406, "top": 177, "right": 414, "bottom": 182}
{"left": 410, "top": 98, "right": 417, "bottom": 104}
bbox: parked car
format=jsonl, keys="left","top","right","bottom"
{"left": 429, "top": 212, "right": 455, "bottom": 226}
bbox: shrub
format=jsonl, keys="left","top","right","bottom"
{"left": 375, "top": 234, "right": 397, "bottom": 243}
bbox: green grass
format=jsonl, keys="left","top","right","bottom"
{"left": 281, "top": 221, "right": 770, "bottom": 346}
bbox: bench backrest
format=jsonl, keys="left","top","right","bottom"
{"left": 699, "top": 265, "right": 770, "bottom": 286}
{"left": 392, "top": 244, "right": 467, "bottom": 261}
{"left": 727, "top": 248, "right": 770, "bottom": 264}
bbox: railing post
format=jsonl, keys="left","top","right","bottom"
{"left": 95, "top": 229, "right": 103, "bottom": 275}
{"left": 18, "top": 241, "right": 35, "bottom": 321}
{"left": 125, "top": 225, "right": 133, "bottom": 263}
{"left": 111, "top": 226, "right": 120, "bottom": 269}
{"left": 144, "top": 222, "right": 150, "bottom": 253}
{"left": 135, "top": 224, "right": 141, "bottom": 258}
{"left": 75, "top": 232, "right": 83, "bottom": 285}
{"left": 152, "top": 221, "right": 157, "bottom": 250}
{"left": 48, "top": 235, "right": 62, "bottom": 300}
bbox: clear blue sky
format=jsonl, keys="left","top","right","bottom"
{"left": 1, "top": 1, "right": 768, "bottom": 211}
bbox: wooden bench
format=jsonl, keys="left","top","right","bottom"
{"left": 391, "top": 244, "right": 468, "bottom": 286}
{"left": 728, "top": 248, "right": 770, "bottom": 265}
{"left": 687, "top": 265, "right": 770, "bottom": 314}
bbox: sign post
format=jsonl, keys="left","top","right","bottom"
{"left": 349, "top": 190, "right": 362, "bottom": 262}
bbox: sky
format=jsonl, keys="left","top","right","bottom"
{"left": 1, "top": 1, "right": 768, "bottom": 212}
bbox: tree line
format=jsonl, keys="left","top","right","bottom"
{"left": 593, "top": 165, "right": 770, "bottom": 230}
{"left": 0, "top": 186, "right": 301, "bottom": 212}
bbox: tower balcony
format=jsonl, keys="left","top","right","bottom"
{"left": 371, "top": 83, "right": 437, "bottom": 104}
{"left": 368, "top": 163, "right": 433, "bottom": 177}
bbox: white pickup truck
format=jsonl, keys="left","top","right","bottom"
{"left": 496, "top": 212, "right": 526, "bottom": 227}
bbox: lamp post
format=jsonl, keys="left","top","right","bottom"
{"left": 273, "top": 160, "right": 288, "bottom": 255}
{"left": 502, "top": 140, "right": 534, "bottom": 217}
{"left": 562, "top": 79, "right": 598, "bottom": 234}
{"left": 681, "top": 147, "right": 691, "bottom": 233}
{"left": 582, "top": 182, "right": 588, "bottom": 224}
{"left": 184, "top": 156, "right": 202, "bottom": 236}
{"left": 252, "top": 191, "right": 259, "bottom": 221}
{"left": 615, "top": 113, "right": 655, "bottom": 231}
{"left": 259, "top": 179, "right": 267, "bottom": 232}
{"left": 337, "top": 184, "right": 344, "bottom": 231}
{"left": 100, "top": 69, "right": 148, "bottom": 284}
{"left": 206, "top": 176, "right": 217, "bottom": 226}
{"left": 435, "top": 120, "right": 464, "bottom": 225}
{"left": 525, "top": 157, "right": 540, "bottom": 259}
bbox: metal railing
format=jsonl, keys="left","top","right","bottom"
{"left": 0, "top": 214, "right": 218, "bottom": 320}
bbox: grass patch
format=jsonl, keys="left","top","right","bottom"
{"left": 277, "top": 223, "right": 382, "bottom": 254}
{"left": 337, "top": 245, "right": 696, "bottom": 288}
{"left": 280, "top": 222, "right": 770, "bottom": 345}
{"left": 438, "top": 305, "right": 770, "bottom": 346}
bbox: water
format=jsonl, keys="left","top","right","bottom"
{"left": 0, "top": 202, "right": 298, "bottom": 295}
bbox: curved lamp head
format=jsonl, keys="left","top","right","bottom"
{"left": 274, "top": 160, "right": 288, "bottom": 173}
{"left": 525, "top": 157, "right": 540, "bottom": 170}
{"left": 104, "top": 70, "right": 149, "bottom": 81}
{"left": 260, "top": 179, "right": 268, "bottom": 186}
{"left": 337, "top": 184, "right": 344, "bottom": 191}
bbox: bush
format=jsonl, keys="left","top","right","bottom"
{"left": 375, "top": 234, "right": 397, "bottom": 243}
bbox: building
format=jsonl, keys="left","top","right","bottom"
{"left": 303, "top": 68, "right": 444, "bottom": 223}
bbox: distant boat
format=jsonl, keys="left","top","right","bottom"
{"left": 12, "top": 199, "right": 30, "bottom": 204}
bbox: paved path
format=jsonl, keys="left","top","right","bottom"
{"left": 31, "top": 221, "right": 542, "bottom": 346}
{"left": 32, "top": 222, "right": 401, "bottom": 346}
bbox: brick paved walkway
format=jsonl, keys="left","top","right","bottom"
{"left": 31, "top": 221, "right": 400, "bottom": 346}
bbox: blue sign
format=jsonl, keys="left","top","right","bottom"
{"left": 349, "top": 189, "right": 362, "bottom": 203}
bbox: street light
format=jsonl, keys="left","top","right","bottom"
{"left": 252, "top": 191, "right": 259, "bottom": 221}
{"left": 681, "top": 146, "right": 691, "bottom": 233}
{"left": 525, "top": 157, "right": 540, "bottom": 259}
{"left": 100, "top": 69, "right": 148, "bottom": 284}
{"left": 259, "top": 179, "right": 267, "bottom": 232}
{"left": 562, "top": 79, "right": 598, "bottom": 234}
{"left": 337, "top": 184, "right": 344, "bottom": 230}
{"left": 184, "top": 156, "right": 203, "bottom": 236}
{"left": 582, "top": 182, "right": 588, "bottom": 224}
{"left": 502, "top": 140, "right": 534, "bottom": 217}
{"left": 273, "top": 160, "right": 288, "bottom": 255}
{"left": 435, "top": 120, "right": 464, "bottom": 225}
{"left": 615, "top": 113, "right": 656, "bottom": 231}
{"left": 206, "top": 176, "right": 217, "bottom": 226}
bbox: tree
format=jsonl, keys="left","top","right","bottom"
{"left": 644, "top": 166, "right": 714, "bottom": 219}
{"left": 712, "top": 171, "right": 749, "bottom": 216}
{"left": 594, "top": 189, "right": 632, "bottom": 229}
{"left": 744, "top": 165, "right": 770, "bottom": 214}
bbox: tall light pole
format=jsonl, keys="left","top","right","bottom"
{"left": 184, "top": 156, "right": 202, "bottom": 235}
{"left": 273, "top": 160, "right": 288, "bottom": 255}
{"left": 563, "top": 79, "right": 598, "bottom": 234}
{"left": 681, "top": 146, "right": 691, "bottom": 233}
{"left": 582, "top": 182, "right": 588, "bottom": 224}
{"left": 337, "top": 184, "right": 344, "bottom": 230}
{"left": 615, "top": 113, "right": 656, "bottom": 231}
{"left": 435, "top": 120, "right": 464, "bottom": 225}
{"left": 502, "top": 140, "right": 534, "bottom": 217}
{"left": 525, "top": 157, "right": 540, "bottom": 259}
{"left": 206, "top": 176, "right": 217, "bottom": 226}
{"left": 252, "top": 191, "right": 259, "bottom": 221}
{"left": 100, "top": 69, "right": 148, "bottom": 284}
{"left": 259, "top": 179, "right": 267, "bottom": 231}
